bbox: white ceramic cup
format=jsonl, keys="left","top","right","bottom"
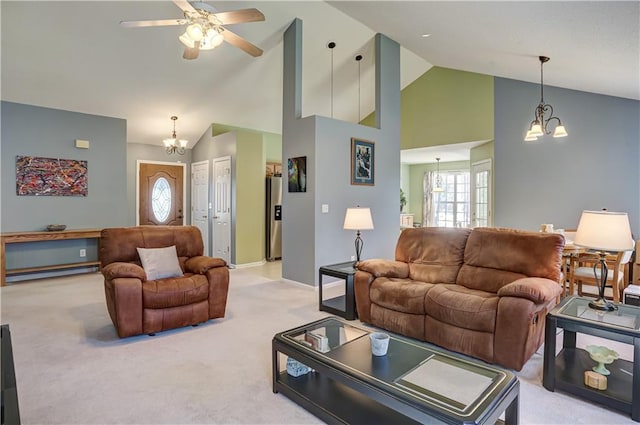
{"left": 370, "top": 332, "right": 390, "bottom": 356}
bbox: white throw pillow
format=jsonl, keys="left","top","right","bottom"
{"left": 136, "top": 245, "right": 183, "bottom": 281}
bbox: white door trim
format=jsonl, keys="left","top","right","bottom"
{"left": 470, "top": 158, "right": 493, "bottom": 228}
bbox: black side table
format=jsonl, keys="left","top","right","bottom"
{"left": 543, "top": 296, "right": 640, "bottom": 422}
{"left": 318, "top": 261, "right": 357, "bottom": 320}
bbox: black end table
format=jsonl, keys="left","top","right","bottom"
{"left": 543, "top": 296, "right": 640, "bottom": 422}
{"left": 319, "top": 261, "right": 357, "bottom": 320}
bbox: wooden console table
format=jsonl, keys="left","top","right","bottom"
{"left": 1, "top": 228, "right": 102, "bottom": 286}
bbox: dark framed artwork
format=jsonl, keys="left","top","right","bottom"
{"left": 16, "top": 156, "right": 88, "bottom": 196}
{"left": 350, "top": 138, "right": 375, "bottom": 186}
{"left": 288, "top": 156, "right": 307, "bottom": 192}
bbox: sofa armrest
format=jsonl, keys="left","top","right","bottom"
{"left": 102, "top": 262, "right": 146, "bottom": 281}
{"left": 356, "top": 259, "right": 409, "bottom": 279}
{"left": 497, "top": 277, "right": 563, "bottom": 304}
{"left": 185, "top": 256, "right": 227, "bottom": 274}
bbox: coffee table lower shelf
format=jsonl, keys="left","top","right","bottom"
{"left": 275, "top": 371, "right": 421, "bottom": 424}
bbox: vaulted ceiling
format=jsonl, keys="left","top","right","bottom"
{"left": 2, "top": 1, "right": 637, "bottom": 151}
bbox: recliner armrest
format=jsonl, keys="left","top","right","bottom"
{"left": 185, "top": 256, "right": 227, "bottom": 274}
{"left": 102, "top": 262, "right": 146, "bottom": 281}
{"left": 497, "top": 277, "right": 562, "bottom": 304}
{"left": 357, "top": 259, "right": 409, "bottom": 279}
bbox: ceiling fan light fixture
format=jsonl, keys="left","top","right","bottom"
{"left": 186, "top": 23, "right": 204, "bottom": 41}
{"left": 179, "top": 31, "right": 196, "bottom": 48}
{"left": 200, "top": 29, "right": 224, "bottom": 50}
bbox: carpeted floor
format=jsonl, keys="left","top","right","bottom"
{"left": 0, "top": 263, "right": 635, "bottom": 424}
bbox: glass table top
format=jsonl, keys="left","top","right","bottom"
{"left": 556, "top": 297, "right": 640, "bottom": 331}
{"left": 277, "top": 317, "right": 514, "bottom": 418}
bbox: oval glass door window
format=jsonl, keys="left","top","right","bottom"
{"left": 151, "top": 177, "right": 172, "bottom": 223}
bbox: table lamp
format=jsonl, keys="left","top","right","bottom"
{"left": 574, "top": 210, "right": 634, "bottom": 311}
{"left": 343, "top": 207, "right": 374, "bottom": 262}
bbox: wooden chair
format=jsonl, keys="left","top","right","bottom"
{"left": 569, "top": 247, "right": 634, "bottom": 303}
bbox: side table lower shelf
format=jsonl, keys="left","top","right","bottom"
{"left": 553, "top": 347, "right": 633, "bottom": 414}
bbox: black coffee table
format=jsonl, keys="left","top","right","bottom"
{"left": 272, "top": 317, "right": 519, "bottom": 424}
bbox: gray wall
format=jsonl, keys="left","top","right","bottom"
{"left": 494, "top": 78, "right": 640, "bottom": 236}
{"left": 1, "top": 101, "right": 127, "bottom": 277}
{"left": 126, "top": 142, "right": 192, "bottom": 226}
{"left": 282, "top": 20, "right": 401, "bottom": 285}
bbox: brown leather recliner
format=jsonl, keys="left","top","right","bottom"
{"left": 99, "top": 226, "right": 229, "bottom": 338}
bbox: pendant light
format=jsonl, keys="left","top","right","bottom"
{"left": 433, "top": 158, "right": 444, "bottom": 193}
{"left": 524, "top": 56, "right": 568, "bottom": 141}
{"left": 163, "top": 116, "right": 188, "bottom": 155}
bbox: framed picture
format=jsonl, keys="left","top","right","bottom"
{"left": 288, "top": 156, "right": 307, "bottom": 192}
{"left": 16, "top": 156, "right": 88, "bottom": 196}
{"left": 350, "top": 138, "right": 375, "bottom": 186}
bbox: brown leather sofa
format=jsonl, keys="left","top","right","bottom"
{"left": 355, "top": 227, "right": 564, "bottom": 370}
{"left": 99, "top": 226, "right": 229, "bottom": 338}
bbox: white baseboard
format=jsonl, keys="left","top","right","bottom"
{"left": 232, "top": 259, "right": 267, "bottom": 269}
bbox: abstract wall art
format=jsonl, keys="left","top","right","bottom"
{"left": 287, "top": 156, "right": 307, "bottom": 193}
{"left": 16, "top": 156, "right": 88, "bottom": 196}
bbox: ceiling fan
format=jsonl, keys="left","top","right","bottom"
{"left": 120, "top": 0, "right": 264, "bottom": 60}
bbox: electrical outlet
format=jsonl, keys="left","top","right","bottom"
{"left": 79, "top": 249, "right": 86, "bottom": 258}
{"left": 350, "top": 255, "right": 355, "bottom": 261}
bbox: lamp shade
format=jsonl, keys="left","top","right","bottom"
{"left": 529, "top": 123, "right": 543, "bottom": 137}
{"left": 574, "top": 210, "right": 634, "bottom": 252}
{"left": 553, "top": 125, "right": 568, "bottom": 138}
{"left": 343, "top": 207, "right": 374, "bottom": 230}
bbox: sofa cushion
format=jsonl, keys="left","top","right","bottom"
{"left": 457, "top": 227, "right": 564, "bottom": 293}
{"left": 370, "top": 278, "right": 434, "bottom": 314}
{"left": 142, "top": 274, "right": 209, "bottom": 309}
{"left": 395, "top": 227, "right": 471, "bottom": 284}
{"left": 425, "top": 284, "right": 498, "bottom": 333}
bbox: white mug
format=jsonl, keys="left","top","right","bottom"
{"left": 370, "top": 332, "right": 390, "bottom": 356}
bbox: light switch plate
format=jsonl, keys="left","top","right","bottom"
{"left": 321, "top": 204, "right": 329, "bottom": 213}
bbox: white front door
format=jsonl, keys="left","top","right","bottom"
{"left": 470, "top": 159, "right": 492, "bottom": 227}
{"left": 212, "top": 156, "right": 231, "bottom": 263}
{"left": 191, "top": 160, "right": 210, "bottom": 255}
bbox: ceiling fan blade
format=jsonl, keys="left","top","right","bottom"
{"left": 222, "top": 29, "right": 263, "bottom": 57}
{"left": 212, "top": 8, "right": 265, "bottom": 25}
{"left": 173, "top": 0, "right": 198, "bottom": 14}
{"left": 183, "top": 41, "right": 200, "bottom": 60}
{"left": 120, "top": 19, "right": 188, "bottom": 28}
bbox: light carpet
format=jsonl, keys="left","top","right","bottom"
{"left": 0, "top": 265, "right": 635, "bottom": 424}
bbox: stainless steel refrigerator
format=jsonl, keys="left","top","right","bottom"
{"left": 266, "top": 175, "right": 282, "bottom": 261}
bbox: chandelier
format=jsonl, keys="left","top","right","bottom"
{"left": 433, "top": 158, "right": 444, "bottom": 193}
{"left": 524, "top": 56, "right": 568, "bottom": 141}
{"left": 163, "top": 116, "right": 187, "bottom": 155}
